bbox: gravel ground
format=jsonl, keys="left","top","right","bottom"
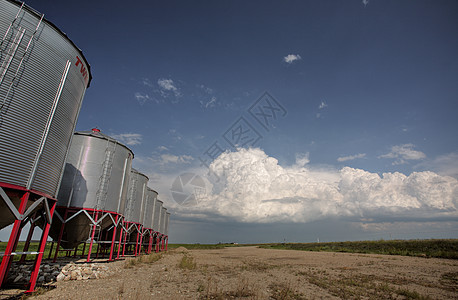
{"left": 2, "top": 246, "right": 457, "bottom": 299}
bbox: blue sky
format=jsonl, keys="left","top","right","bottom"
{"left": 15, "top": 0, "right": 458, "bottom": 243}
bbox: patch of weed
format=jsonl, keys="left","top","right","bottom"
{"left": 178, "top": 254, "right": 196, "bottom": 270}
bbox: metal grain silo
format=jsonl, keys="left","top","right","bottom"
{"left": 160, "top": 207, "right": 167, "bottom": 234}
{"left": 142, "top": 188, "right": 157, "bottom": 230}
{"left": 121, "top": 168, "right": 148, "bottom": 256}
{"left": 153, "top": 199, "right": 163, "bottom": 232}
{"left": 162, "top": 212, "right": 170, "bottom": 251}
{"left": 164, "top": 212, "right": 170, "bottom": 236}
{"left": 156, "top": 206, "right": 167, "bottom": 252}
{"left": 0, "top": 0, "right": 91, "bottom": 291}
{"left": 141, "top": 188, "right": 157, "bottom": 254}
{"left": 124, "top": 169, "right": 148, "bottom": 224}
{"left": 152, "top": 199, "right": 163, "bottom": 252}
{"left": 49, "top": 129, "right": 133, "bottom": 261}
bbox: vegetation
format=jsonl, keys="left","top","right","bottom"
{"left": 178, "top": 254, "right": 196, "bottom": 270}
{"left": 0, "top": 241, "right": 105, "bottom": 261}
{"left": 168, "top": 243, "right": 235, "bottom": 250}
{"left": 258, "top": 239, "right": 458, "bottom": 259}
{"left": 124, "top": 253, "right": 162, "bottom": 269}
{"left": 2, "top": 239, "right": 456, "bottom": 262}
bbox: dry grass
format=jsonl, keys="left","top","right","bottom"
{"left": 123, "top": 253, "right": 163, "bottom": 269}
{"left": 199, "top": 276, "right": 261, "bottom": 300}
{"left": 269, "top": 282, "right": 305, "bottom": 300}
{"left": 178, "top": 254, "right": 196, "bottom": 270}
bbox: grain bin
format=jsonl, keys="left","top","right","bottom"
{"left": 164, "top": 212, "right": 170, "bottom": 236}
{"left": 158, "top": 207, "right": 167, "bottom": 251}
{"left": 0, "top": 0, "right": 91, "bottom": 291}
{"left": 122, "top": 168, "right": 148, "bottom": 256}
{"left": 141, "top": 188, "right": 157, "bottom": 254}
{"left": 152, "top": 199, "right": 163, "bottom": 252}
{"left": 124, "top": 169, "right": 148, "bottom": 224}
{"left": 160, "top": 207, "right": 167, "bottom": 235}
{"left": 142, "top": 188, "right": 157, "bottom": 230}
{"left": 163, "top": 212, "right": 170, "bottom": 251}
{"left": 49, "top": 129, "right": 133, "bottom": 261}
{"left": 153, "top": 199, "right": 163, "bottom": 232}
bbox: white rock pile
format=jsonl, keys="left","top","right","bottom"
{"left": 7, "top": 261, "right": 113, "bottom": 285}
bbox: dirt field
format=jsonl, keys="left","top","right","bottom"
{"left": 11, "top": 246, "right": 458, "bottom": 299}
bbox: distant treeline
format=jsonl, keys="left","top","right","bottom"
{"left": 257, "top": 239, "right": 458, "bottom": 259}
{"left": 169, "top": 239, "right": 458, "bottom": 259}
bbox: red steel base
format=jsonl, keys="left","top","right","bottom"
{"left": 51, "top": 206, "right": 123, "bottom": 263}
{"left": 0, "top": 182, "right": 56, "bottom": 293}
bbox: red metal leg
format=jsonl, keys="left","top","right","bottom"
{"left": 147, "top": 234, "right": 152, "bottom": 254}
{"left": 137, "top": 229, "right": 144, "bottom": 256}
{"left": 0, "top": 192, "right": 30, "bottom": 286}
{"left": 26, "top": 200, "right": 56, "bottom": 293}
{"left": 87, "top": 211, "right": 99, "bottom": 262}
{"left": 116, "top": 223, "right": 123, "bottom": 259}
{"left": 108, "top": 214, "right": 118, "bottom": 261}
{"left": 122, "top": 230, "right": 127, "bottom": 257}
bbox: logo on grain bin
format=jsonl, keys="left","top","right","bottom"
{"left": 171, "top": 173, "right": 206, "bottom": 207}
{"left": 75, "top": 56, "right": 89, "bottom": 87}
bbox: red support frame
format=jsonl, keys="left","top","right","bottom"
{"left": 27, "top": 200, "right": 56, "bottom": 293}
{"left": 50, "top": 207, "right": 123, "bottom": 263}
{"left": 0, "top": 183, "right": 56, "bottom": 292}
{"left": 122, "top": 221, "right": 143, "bottom": 256}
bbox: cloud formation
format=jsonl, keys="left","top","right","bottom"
{"left": 158, "top": 78, "right": 181, "bottom": 98}
{"left": 201, "top": 96, "right": 217, "bottom": 108}
{"left": 112, "top": 133, "right": 142, "bottom": 145}
{"left": 176, "top": 148, "right": 457, "bottom": 224}
{"left": 337, "top": 153, "right": 366, "bottom": 162}
{"left": 134, "top": 92, "right": 151, "bottom": 105}
{"left": 284, "top": 54, "right": 302, "bottom": 64}
{"left": 379, "top": 144, "right": 426, "bottom": 165}
{"left": 160, "top": 154, "right": 193, "bottom": 165}
{"left": 416, "top": 152, "right": 458, "bottom": 179}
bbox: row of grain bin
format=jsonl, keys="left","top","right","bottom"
{"left": 0, "top": 0, "right": 170, "bottom": 292}
{"left": 50, "top": 129, "right": 170, "bottom": 263}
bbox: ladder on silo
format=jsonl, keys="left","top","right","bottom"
{"left": 95, "top": 140, "right": 117, "bottom": 210}
{"left": 126, "top": 173, "right": 138, "bottom": 221}
{"left": 0, "top": 5, "right": 43, "bottom": 112}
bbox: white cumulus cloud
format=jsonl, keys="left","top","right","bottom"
{"left": 112, "top": 133, "right": 142, "bottom": 146}
{"left": 175, "top": 148, "right": 457, "bottom": 224}
{"left": 337, "top": 153, "right": 366, "bottom": 162}
{"left": 379, "top": 144, "right": 426, "bottom": 165}
{"left": 284, "top": 54, "right": 302, "bottom": 64}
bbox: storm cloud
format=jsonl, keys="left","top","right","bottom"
{"left": 176, "top": 148, "right": 458, "bottom": 223}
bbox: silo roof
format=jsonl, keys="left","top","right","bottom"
{"left": 75, "top": 129, "right": 134, "bottom": 158}
{"left": 130, "top": 168, "right": 149, "bottom": 181}
{"left": 9, "top": 0, "right": 93, "bottom": 86}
